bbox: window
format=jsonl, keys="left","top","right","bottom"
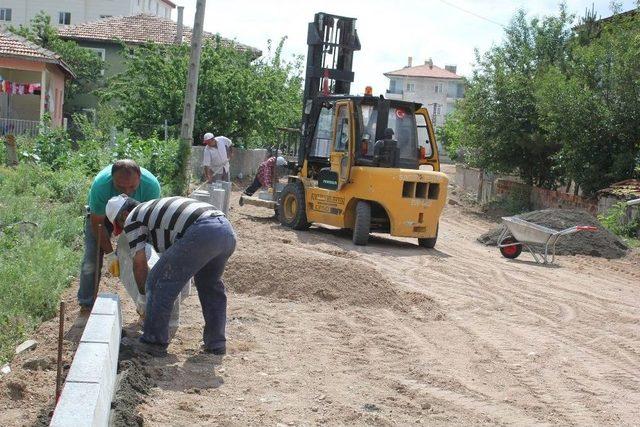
{"left": 165, "top": 9, "right": 170, "bottom": 18}
{"left": 84, "top": 47, "right": 106, "bottom": 76}
{"left": 434, "top": 83, "right": 443, "bottom": 93}
{"left": 334, "top": 105, "right": 350, "bottom": 152}
{"left": 148, "top": 0, "right": 152, "bottom": 10}
{"left": 435, "top": 105, "right": 442, "bottom": 115}
{"left": 387, "top": 107, "right": 418, "bottom": 160}
{"left": 406, "top": 82, "right": 415, "bottom": 92}
{"left": 415, "top": 113, "right": 433, "bottom": 159}
{"left": 0, "top": 8, "right": 12, "bottom": 22}
{"left": 156, "top": 3, "right": 159, "bottom": 14}
{"left": 310, "top": 105, "right": 334, "bottom": 158}
{"left": 58, "top": 12, "right": 71, "bottom": 25}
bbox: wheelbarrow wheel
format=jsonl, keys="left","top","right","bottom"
{"left": 500, "top": 238, "right": 522, "bottom": 259}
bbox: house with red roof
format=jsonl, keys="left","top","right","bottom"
{"left": 0, "top": 31, "right": 75, "bottom": 135}
{"left": 0, "top": 0, "right": 176, "bottom": 28}
{"left": 384, "top": 57, "right": 465, "bottom": 127}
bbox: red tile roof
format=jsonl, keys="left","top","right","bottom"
{"left": 57, "top": 14, "right": 261, "bottom": 58}
{"left": 0, "top": 31, "right": 75, "bottom": 78}
{"left": 385, "top": 64, "right": 462, "bottom": 80}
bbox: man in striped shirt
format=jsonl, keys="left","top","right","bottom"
{"left": 106, "top": 194, "right": 236, "bottom": 356}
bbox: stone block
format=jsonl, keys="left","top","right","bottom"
{"left": 80, "top": 314, "right": 120, "bottom": 379}
{"left": 65, "top": 342, "right": 114, "bottom": 395}
{"left": 15, "top": 339, "right": 37, "bottom": 355}
{"left": 91, "top": 293, "right": 122, "bottom": 326}
{"left": 50, "top": 382, "right": 109, "bottom": 427}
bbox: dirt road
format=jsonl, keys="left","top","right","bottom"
{"left": 2, "top": 180, "right": 639, "bottom": 426}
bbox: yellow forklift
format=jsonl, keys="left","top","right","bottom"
{"left": 241, "top": 12, "right": 448, "bottom": 247}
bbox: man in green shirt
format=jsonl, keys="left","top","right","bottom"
{"left": 78, "top": 159, "right": 161, "bottom": 311}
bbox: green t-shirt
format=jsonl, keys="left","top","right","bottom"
{"left": 88, "top": 165, "right": 161, "bottom": 216}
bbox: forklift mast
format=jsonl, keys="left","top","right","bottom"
{"left": 298, "top": 12, "right": 361, "bottom": 166}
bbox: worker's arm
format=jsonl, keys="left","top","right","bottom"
{"left": 203, "top": 166, "right": 213, "bottom": 183}
{"left": 132, "top": 249, "right": 148, "bottom": 295}
{"left": 90, "top": 214, "right": 113, "bottom": 253}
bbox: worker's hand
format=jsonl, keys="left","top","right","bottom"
{"left": 104, "top": 251, "right": 120, "bottom": 277}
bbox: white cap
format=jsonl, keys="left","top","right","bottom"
{"left": 203, "top": 132, "right": 214, "bottom": 141}
{"left": 276, "top": 156, "right": 287, "bottom": 166}
{"left": 106, "top": 194, "right": 128, "bottom": 224}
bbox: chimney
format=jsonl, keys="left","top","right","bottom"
{"left": 445, "top": 65, "right": 457, "bottom": 75}
{"left": 407, "top": 56, "right": 413, "bottom": 68}
{"left": 175, "top": 6, "right": 184, "bottom": 44}
{"left": 425, "top": 58, "right": 433, "bottom": 69}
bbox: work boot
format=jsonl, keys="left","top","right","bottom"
{"left": 123, "top": 336, "right": 168, "bottom": 357}
{"left": 203, "top": 346, "right": 226, "bottom": 356}
{"left": 239, "top": 195, "right": 245, "bottom": 206}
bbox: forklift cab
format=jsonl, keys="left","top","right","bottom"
{"left": 305, "top": 96, "right": 440, "bottom": 190}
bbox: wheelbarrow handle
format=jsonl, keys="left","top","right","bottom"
{"left": 576, "top": 226, "right": 598, "bottom": 231}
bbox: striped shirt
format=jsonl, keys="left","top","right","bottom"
{"left": 123, "top": 197, "right": 224, "bottom": 254}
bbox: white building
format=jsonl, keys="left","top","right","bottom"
{"left": 384, "top": 57, "right": 464, "bottom": 128}
{"left": 0, "top": 0, "right": 175, "bottom": 28}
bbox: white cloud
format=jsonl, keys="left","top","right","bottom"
{"left": 174, "top": 0, "right": 637, "bottom": 96}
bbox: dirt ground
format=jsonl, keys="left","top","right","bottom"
{"left": 2, "top": 166, "right": 640, "bottom": 426}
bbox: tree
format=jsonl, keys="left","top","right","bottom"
{"left": 100, "top": 37, "right": 303, "bottom": 147}
{"left": 9, "top": 13, "right": 103, "bottom": 107}
{"left": 447, "top": 7, "right": 573, "bottom": 188}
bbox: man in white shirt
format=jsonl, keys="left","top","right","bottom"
{"left": 202, "top": 133, "right": 233, "bottom": 182}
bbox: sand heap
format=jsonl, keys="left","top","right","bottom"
{"left": 478, "top": 209, "right": 628, "bottom": 259}
{"left": 225, "top": 248, "right": 435, "bottom": 313}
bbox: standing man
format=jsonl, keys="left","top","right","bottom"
{"left": 78, "top": 160, "right": 161, "bottom": 312}
{"left": 202, "top": 133, "right": 233, "bottom": 182}
{"left": 106, "top": 194, "right": 236, "bottom": 356}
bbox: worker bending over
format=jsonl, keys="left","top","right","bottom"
{"left": 240, "top": 156, "right": 287, "bottom": 201}
{"left": 106, "top": 194, "right": 236, "bottom": 356}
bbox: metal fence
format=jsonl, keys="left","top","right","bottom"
{"left": 0, "top": 118, "right": 40, "bottom": 137}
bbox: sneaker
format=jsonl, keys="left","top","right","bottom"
{"left": 239, "top": 195, "right": 245, "bottom": 206}
{"left": 79, "top": 305, "right": 92, "bottom": 316}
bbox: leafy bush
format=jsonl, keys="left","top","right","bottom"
{"left": 598, "top": 201, "right": 640, "bottom": 239}
{"left": 0, "top": 164, "right": 88, "bottom": 363}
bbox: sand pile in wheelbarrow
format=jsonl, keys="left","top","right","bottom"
{"left": 477, "top": 209, "right": 628, "bottom": 258}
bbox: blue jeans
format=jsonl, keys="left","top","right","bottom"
{"left": 142, "top": 216, "right": 236, "bottom": 350}
{"left": 78, "top": 214, "right": 112, "bottom": 307}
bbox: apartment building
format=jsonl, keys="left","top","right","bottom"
{"left": 384, "top": 57, "right": 464, "bottom": 128}
{"left": 0, "top": 0, "right": 175, "bottom": 28}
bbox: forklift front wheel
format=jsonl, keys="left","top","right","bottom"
{"left": 418, "top": 223, "right": 439, "bottom": 249}
{"left": 278, "top": 182, "right": 311, "bottom": 230}
{"left": 352, "top": 200, "right": 371, "bottom": 246}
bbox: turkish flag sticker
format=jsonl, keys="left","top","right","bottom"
{"left": 396, "top": 109, "right": 406, "bottom": 119}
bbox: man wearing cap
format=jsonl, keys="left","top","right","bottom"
{"left": 106, "top": 194, "right": 236, "bottom": 356}
{"left": 202, "top": 133, "right": 233, "bottom": 183}
{"left": 78, "top": 160, "right": 161, "bottom": 312}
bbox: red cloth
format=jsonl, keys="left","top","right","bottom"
{"left": 257, "top": 157, "right": 277, "bottom": 187}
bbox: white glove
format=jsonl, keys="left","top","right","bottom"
{"left": 104, "top": 251, "right": 120, "bottom": 277}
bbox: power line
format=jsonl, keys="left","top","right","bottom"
{"left": 436, "top": 0, "right": 506, "bottom": 28}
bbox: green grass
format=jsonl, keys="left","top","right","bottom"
{"left": 0, "top": 164, "right": 88, "bottom": 363}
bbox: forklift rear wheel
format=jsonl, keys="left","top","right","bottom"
{"left": 278, "top": 182, "right": 311, "bottom": 230}
{"left": 353, "top": 200, "right": 371, "bottom": 246}
{"left": 418, "top": 223, "right": 438, "bottom": 249}
{"left": 499, "top": 237, "right": 522, "bottom": 259}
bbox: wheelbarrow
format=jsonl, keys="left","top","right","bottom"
{"left": 497, "top": 216, "right": 598, "bottom": 264}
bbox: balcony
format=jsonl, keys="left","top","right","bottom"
{"left": 0, "top": 118, "right": 41, "bottom": 137}
{"left": 386, "top": 88, "right": 404, "bottom": 95}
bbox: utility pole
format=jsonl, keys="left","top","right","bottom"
{"left": 177, "top": 0, "right": 206, "bottom": 194}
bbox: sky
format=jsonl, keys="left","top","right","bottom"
{"left": 174, "top": 0, "right": 638, "bottom": 95}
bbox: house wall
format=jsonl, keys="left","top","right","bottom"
{"left": 0, "top": 0, "right": 171, "bottom": 28}
{"left": 66, "top": 40, "right": 125, "bottom": 112}
{"left": 387, "top": 74, "right": 464, "bottom": 127}
{"left": 0, "top": 59, "right": 67, "bottom": 126}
